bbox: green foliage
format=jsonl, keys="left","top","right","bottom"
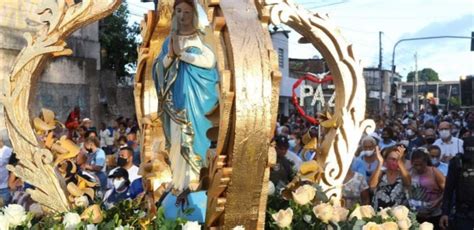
{"left": 406, "top": 68, "right": 440, "bottom": 82}
{"left": 449, "top": 96, "right": 461, "bottom": 107}
{"left": 99, "top": 2, "right": 140, "bottom": 79}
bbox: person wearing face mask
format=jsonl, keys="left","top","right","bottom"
{"left": 409, "top": 149, "right": 445, "bottom": 229}
{"left": 353, "top": 136, "right": 379, "bottom": 182}
{"left": 422, "top": 128, "right": 437, "bottom": 146}
{"left": 103, "top": 168, "right": 132, "bottom": 209}
{"left": 369, "top": 145, "right": 411, "bottom": 210}
{"left": 107, "top": 147, "right": 143, "bottom": 198}
{"left": 83, "top": 136, "right": 107, "bottom": 192}
{"left": 434, "top": 121, "right": 464, "bottom": 163}
{"left": 378, "top": 127, "right": 396, "bottom": 151}
{"left": 288, "top": 134, "right": 303, "bottom": 158}
{"left": 428, "top": 145, "right": 448, "bottom": 176}
{"left": 405, "top": 124, "right": 424, "bottom": 160}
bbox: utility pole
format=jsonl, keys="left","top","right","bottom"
{"left": 414, "top": 53, "right": 419, "bottom": 113}
{"left": 379, "top": 31, "right": 384, "bottom": 114}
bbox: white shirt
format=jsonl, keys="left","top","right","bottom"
{"left": 285, "top": 150, "right": 303, "bottom": 172}
{"left": 434, "top": 137, "right": 464, "bottom": 159}
{"left": 107, "top": 165, "right": 141, "bottom": 189}
{"left": 99, "top": 129, "right": 114, "bottom": 147}
{"left": 0, "top": 146, "right": 13, "bottom": 189}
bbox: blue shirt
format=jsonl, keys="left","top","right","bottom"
{"left": 436, "top": 162, "right": 448, "bottom": 176}
{"left": 352, "top": 156, "right": 379, "bottom": 182}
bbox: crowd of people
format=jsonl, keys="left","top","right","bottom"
{"left": 1, "top": 104, "right": 474, "bottom": 229}
{"left": 270, "top": 107, "right": 474, "bottom": 230}
{"left": 0, "top": 106, "right": 144, "bottom": 212}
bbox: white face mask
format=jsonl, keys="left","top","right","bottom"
{"left": 288, "top": 139, "right": 296, "bottom": 148}
{"left": 362, "top": 150, "right": 374, "bottom": 157}
{"left": 439, "top": 130, "right": 451, "bottom": 139}
{"left": 113, "top": 178, "right": 125, "bottom": 190}
{"left": 406, "top": 129, "right": 414, "bottom": 136}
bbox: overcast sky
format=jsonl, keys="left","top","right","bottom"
{"left": 128, "top": 0, "right": 473, "bottom": 81}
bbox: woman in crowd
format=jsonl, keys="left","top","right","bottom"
{"left": 353, "top": 136, "right": 379, "bottom": 181}
{"left": 369, "top": 145, "right": 411, "bottom": 210}
{"left": 409, "top": 148, "right": 445, "bottom": 230}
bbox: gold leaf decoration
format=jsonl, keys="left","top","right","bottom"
{"left": 3, "top": 0, "right": 121, "bottom": 213}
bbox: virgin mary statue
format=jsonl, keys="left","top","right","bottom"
{"left": 152, "top": 0, "right": 218, "bottom": 195}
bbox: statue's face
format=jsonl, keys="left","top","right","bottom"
{"left": 175, "top": 2, "right": 194, "bottom": 28}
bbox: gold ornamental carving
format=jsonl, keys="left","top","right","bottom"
{"left": 1, "top": 0, "right": 121, "bottom": 212}
{"left": 256, "top": 0, "right": 375, "bottom": 199}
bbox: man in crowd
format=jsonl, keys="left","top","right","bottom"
{"left": 422, "top": 128, "right": 437, "bottom": 146}
{"left": 379, "top": 127, "right": 396, "bottom": 150}
{"left": 405, "top": 123, "right": 424, "bottom": 159}
{"left": 440, "top": 136, "right": 474, "bottom": 229}
{"left": 108, "top": 147, "right": 143, "bottom": 198}
{"left": 270, "top": 135, "right": 298, "bottom": 189}
{"left": 0, "top": 138, "right": 12, "bottom": 206}
{"left": 434, "top": 121, "right": 464, "bottom": 163}
{"left": 428, "top": 145, "right": 448, "bottom": 176}
{"left": 126, "top": 132, "right": 140, "bottom": 166}
{"left": 83, "top": 136, "right": 107, "bottom": 192}
{"left": 103, "top": 168, "right": 132, "bottom": 209}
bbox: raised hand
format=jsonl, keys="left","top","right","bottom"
{"left": 397, "top": 145, "right": 406, "bottom": 162}
{"left": 375, "top": 146, "right": 383, "bottom": 164}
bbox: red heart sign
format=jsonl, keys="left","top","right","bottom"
{"left": 291, "top": 73, "right": 333, "bottom": 125}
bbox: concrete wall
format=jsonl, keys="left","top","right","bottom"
{"left": 271, "top": 31, "right": 297, "bottom": 117}
{"left": 0, "top": 1, "right": 102, "bottom": 144}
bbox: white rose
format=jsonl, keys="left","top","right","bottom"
{"left": 329, "top": 196, "right": 342, "bottom": 207}
{"left": 381, "top": 221, "right": 398, "bottom": 230}
{"left": 313, "top": 203, "right": 334, "bottom": 223}
{"left": 360, "top": 205, "right": 375, "bottom": 218}
{"left": 331, "top": 206, "right": 349, "bottom": 222}
{"left": 29, "top": 203, "right": 44, "bottom": 217}
{"left": 419, "top": 222, "right": 434, "bottom": 230}
{"left": 272, "top": 208, "right": 293, "bottom": 228}
{"left": 3, "top": 204, "right": 27, "bottom": 227}
{"left": 74, "top": 195, "right": 90, "bottom": 207}
{"left": 397, "top": 218, "right": 412, "bottom": 230}
{"left": 182, "top": 221, "right": 201, "bottom": 230}
{"left": 303, "top": 214, "right": 312, "bottom": 223}
{"left": 391, "top": 205, "right": 410, "bottom": 221}
{"left": 86, "top": 224, "right": 98, "bottom": 230}
{"left": 268, "top": 181, "right": 275, "bottom": 196}
{"left": 378, "top": 207, "right": 391, "bottom": 220}
{"left": 362, "top": 222, "right": 382, "bottom": 230}
{"left": 292, "top": 185, "right": 316, "bottom": 205}
{"left": 350, "top": 205, "right": 375, "bottom": 220}
{"left": 63, "top": 212, "right": 81, "bottom": 230}
{"left": 0, "top": 214, "right": 10, "bottom": 230}
{"left": 232, "top": 226, "right": 245, "bottom": 230}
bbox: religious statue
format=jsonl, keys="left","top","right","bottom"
{"left": 152, "top": 0, "right": 218, "bottom": 202}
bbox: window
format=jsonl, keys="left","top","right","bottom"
{"left": 278, "top": 48, "right": 284, "bottom": 68}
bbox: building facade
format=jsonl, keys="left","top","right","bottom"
{"left": 271, "top": 29, "right": 296, "bottom": 117}
{"left": 399, "top": 81, "right": 461, "bottom": 112}
{"left": 0, "top": 1, "right": 113, "bottom": 143}
{"left": 363, "top": 68, "right": 402, "bottom": 116}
